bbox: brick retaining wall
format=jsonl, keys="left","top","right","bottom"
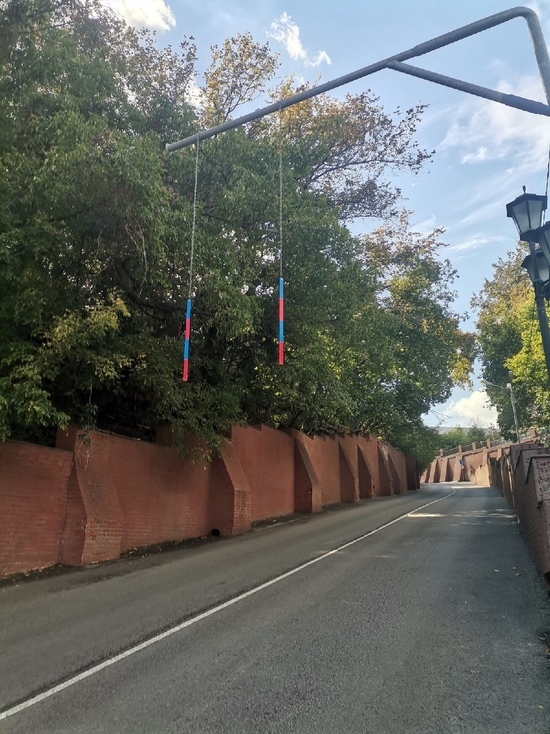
{"left": 422, "top": 441, "right": 550, "bottom": 585}
{"left": 0, "top": 427, "right": 419, "bottom": 578}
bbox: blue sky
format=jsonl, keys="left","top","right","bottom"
{"left": 106, "top": 0, "right": 550, "bottom": 428}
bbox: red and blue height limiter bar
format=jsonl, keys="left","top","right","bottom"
{"left": 278, "top": 276, "right": 285, "bottom": 365}
{"left": 182, "top": 281, "right": 284, "bottom": 380}
{"left": 182, "top": 298, "right": 192, "bottom": 381}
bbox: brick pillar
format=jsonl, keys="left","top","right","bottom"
{"left": 220, "top": 441, "right": 252, "bottom": 535}
{"left": 293, "top": 433, "right": 322, "bottom": 513}
{"left": 57, "top": 427, "right": 123, "bottom": 566}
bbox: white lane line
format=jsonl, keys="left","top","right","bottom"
{"left": 0, "top": 488, "right": 455, "bottom": 721}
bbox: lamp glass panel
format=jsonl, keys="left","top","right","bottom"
{"left": 537, "top": 222, "right": 550, "bottom": 263}
{"left": 521, "top": 254, "right": 536, "bottom": 283}
{"left": 513, "top": 201, "right": 533, "bottom": 236}
{"left": 522, "top": 251, "right": 550, "bottom": 284}
{"left": 536, "top": 249, "right": 550, "bottom": 283}
{"left": 529, "top": 199, "right": 545, "bottom": 232}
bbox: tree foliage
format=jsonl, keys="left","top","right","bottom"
{"left": 436, "top": 425, "right": 496, "bottom": 453}
{"left": 473, "top": 242, "right": 548, "bottom": 437}
{"left": 0, "top": 0, "right": 472, "bottom": 463}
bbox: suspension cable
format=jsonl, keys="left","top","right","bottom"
{"left": 182, "top": 137, "right": 200, "bottom": 382}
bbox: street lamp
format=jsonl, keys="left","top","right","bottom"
{"left": 481, "top": 379, "right": 521, "bottom": 444}
{"left": 506, "top": 189, "right": 550, "bottom": 380}
{"left": 506, "top": 190, "right": 547, "bottom": 241}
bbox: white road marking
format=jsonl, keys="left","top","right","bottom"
{"left": 0, "top": 489, "right": 455, "bottom": 721}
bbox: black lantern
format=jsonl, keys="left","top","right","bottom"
{"left": 506, "top": 190, "right": 547, "bottom": 240}
{"left": 508, "top": 189, "right": 550, "bottom": 382}
{"left": 521, "top": 248, "right": 550, "bottom": 285}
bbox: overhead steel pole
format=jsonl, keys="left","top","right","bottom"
{"left": 482, "top": 379, "right": 521, "bottom": 444}
{"left": 506, "top": 382, "right": 521, "bottom": 445}
{"left": 166, "top": 6, "right": 550, "bottom": 153}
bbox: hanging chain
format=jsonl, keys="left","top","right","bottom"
{"left": 279, "top": 107, "right": 284, "bottom": 278}
{"left": 277, "top": 107, "right": 285, "bottom": 366}
{"left": 188, "top": 137, "right": 200, "bottom": 298}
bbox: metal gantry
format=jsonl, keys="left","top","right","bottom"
{"left": 167, "top": 6, "right": 550, "bottom": 153}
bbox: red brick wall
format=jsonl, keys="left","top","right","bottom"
{"left": 0, "top": 441, "right": 73, "bottom": 576}
{"left": 59, "top": 466, "right": 86, "bottom": 566}
{"left": 219, "top": 442, "right": 251, "bottom": 535}
{"left": 339, "top": 442, "right": 358, "bottom": 503}
{"left": 387, "top": 444, "right": 408, "bottom": 493}
{"left": 424, "top": 447, "right": 494, "bottom": 486}
{"left": 529, "top": 460, "right": 550, "bottom": 580}
{"left": 337, "top": 436, "right": 361, "bottom": 502}
{"left": 1, "top": 427, "right": 418, "bottom": 578}
{"left": 231, "top": 425, "right": 295, "bottom": 522}
{"left": 109, "top": 436, "right": 230, "bottom": 548}
{"left": 57, "top": 428, "right": 239, "bottom": 561}
{"left": 514, "top": 456, "right": 550, "bottom": 579}
{"left": 300, "top": 435, "right": 342, "bottom": 506}
{"left": 425, "top": 444, "right": 550, "bottom": 585}
{"left": 406, "top": 456, "right": 419, "bottom": 490}
{"left": 377, "top": 444, "right": 393, "bottom": 496}
{"left": 293, "top": 432, "right": 322, "bottom": 513}
{"left": 58, "top": 429, "right": 123, "bottom": 565}
{"left": 357, "top": 435, "right": 380, "bottom": 497}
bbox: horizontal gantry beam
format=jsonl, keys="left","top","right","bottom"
{"left": 166, "top": 6, "right": 550, "bottom": 153}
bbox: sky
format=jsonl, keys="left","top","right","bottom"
{"left": 104, "top": 0, "right": 550, "bottom": 428}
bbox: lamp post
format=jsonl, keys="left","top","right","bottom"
{"left": 481, "top": 379, "right": 521, "bottom": 444}
{"left": 506, "top": 189, "right": 550, "bottom": 381}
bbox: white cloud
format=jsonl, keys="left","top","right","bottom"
{"left": 443, "top": 390, "right": 498, "bottom": 427}
{"left": 268, "top": 13, "right": 331, "bottom": 67}
{"left": 461, "top": 146, "right": 489, "bottom": 164}
{"left": 439, "top": 75, "right": 550, "bottom": 172}
{"left": 185, "top": 79, "right": 204, "bottom": 110}
{"left": 411, "top": 214, "right": 438, "bottom": 233}
{"left": 106, "top": 0, "right": 176, "bottom": 31}
{"left": 446, "top": 234, "right": 505, "bottom": 253}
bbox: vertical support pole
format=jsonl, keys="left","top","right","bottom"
{"left": 182, "top": 298, "right": 192, "bottom": 381}
{"left": 278, "top": 277, "right": 285, "bottom": 365}
{"left": 529, "top": 240, "right": 550, "bottom": 382}
{"left": 507, "top": 383, "right": 521, "bottom": 444}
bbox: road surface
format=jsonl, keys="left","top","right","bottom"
{"left": 0, "top": 483, "right": 549, "bottom": 732}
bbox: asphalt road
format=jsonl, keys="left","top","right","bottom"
{"left": 1, "top": 484, "right": 549, "bottom": 733}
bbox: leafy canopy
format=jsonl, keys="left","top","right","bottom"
{"left": 0, "top": 0, "right": 472, "bottom": 465}
{"left": 473, "top": 242, "right": 546, "bottom": 438}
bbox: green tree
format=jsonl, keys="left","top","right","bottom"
{"left": 436, "top": 424, "right": 496, "bottom": 453}
{"left": 473, "top": 242, "right": 544, "bottom": 437}
{"left": 201, "top": 33, "right": 279, "bottom": 126}
{"left": 0, "top": 0, "right": 473, "bottom": 462}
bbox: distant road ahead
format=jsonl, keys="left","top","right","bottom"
{"left": 1, "top": 484, "right": 549, "bottom": 733}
